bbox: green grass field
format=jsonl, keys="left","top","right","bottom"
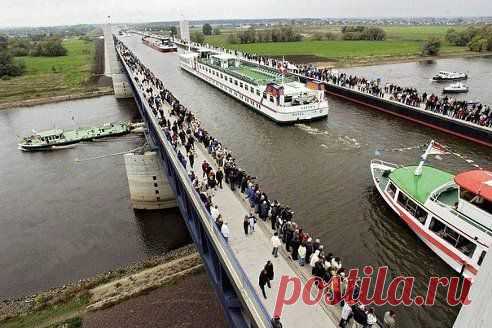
{"left": 0, "top": 38, "right": 97, "bottom": 104}
{"left": 204, "top": 25, "right": 470, "bottom": 65}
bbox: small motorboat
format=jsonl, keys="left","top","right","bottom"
{"left": 432, "top": 71, "right": 468, "bottom": 81}
{"left": 443, "top": 82, "right": 469, "bottom": 94}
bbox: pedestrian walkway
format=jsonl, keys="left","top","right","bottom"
{"left": 162, "top": 105, "right": 339, "bottom": 327}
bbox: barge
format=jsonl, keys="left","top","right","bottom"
{"left": 142, "top": 36, "right": 177, "bottom": 53}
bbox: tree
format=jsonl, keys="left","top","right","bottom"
{"left": 468, "top": 36, "right": 489, "bottom": 52}
{"left": 0, "top": 51, "right": 25, "bottom": 78}
{"left": 202, "top": 23, "right": 213, "bottom": 36}
{"left": 421, "top": 37, "right": 441, "bottom": 56}
{"left": 169, "top": 26, "right": 177, "bottom": 37}
{"left": 191, "top": 31, "right": 205, "bottom": 44}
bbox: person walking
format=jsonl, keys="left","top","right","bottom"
{"left": 271, "top": 232, "right": 281, "bottom": 257}
{"left": 298, "top": 243, "right": 306, "bottom": 266}
{"left": 259, "top": 268, "right": 270, "bottom": 299}
{"left": 216, "top": 168, "right": 224, "bottom": 189}
{"left": 248, "top": 214, "right": 256, "bottom": 233}
{"left": 265, "top": 260, "right": 274, "bottom": 281}
{"left": 188, "top": 151, "right": 194, "bottom": 168}
{"left": 221, "top": 222, "right": 230, "bottom": 243}
{"left": 243, "top": 215, "right": 249, "bottom": 235}
{"left": 271, "top": 316, "right": 283, "bottom": 328}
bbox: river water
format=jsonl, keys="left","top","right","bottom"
{"left": 120, "top": 35, "right": 491, "bottom": 328}
{"left": 0, "top": 96, "right": 190, "bottom": 299}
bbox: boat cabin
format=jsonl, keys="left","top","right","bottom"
{"left": 455, "top": 170, "right": 492, "bottom": 226}
{"left": 210, "top": 53, "right": 239, "bottom": 69}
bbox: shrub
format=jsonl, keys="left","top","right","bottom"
{"left": 421, "top": 37, "right": 441, "bottom": 56}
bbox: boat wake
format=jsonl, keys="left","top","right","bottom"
{"left": 296, "top": 124, "right": 361, "bottom": 149}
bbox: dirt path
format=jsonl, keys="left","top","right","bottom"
{"left": 82, "top": 272, "right": 227, "bottom": 328}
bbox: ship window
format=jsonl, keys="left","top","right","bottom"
{"left": 229, "top": 77, "right": 232, "bottom": 83}
{"left": 240, "top": 82, "right": 243, "bottom": 88}
{"left": 234, "top": 80, "right": 238, "bottom": 85}
{"left": 478, "top": 251, "right": 486, "bottom": 266}
{"left": 387, "top": 182, "right": 397, "bottom": 198}
{"left": 263, "top": 93, "right": 267, "bottom": 99}
{"left": 256, "top": 90, "right": 260, "bottom": 96}
{"left": 456, "top": 235, "right": 477, "bottom": 258}
{"left": 461, "top": 189, "right": 492, "bottom": 214}
{"left": 269, "top": 96, "right": 274, "bottom": 102}
{"left": 429, "top": 218, "right": 460, "bottom": 247}
{"left": 398, "top": 192, "right": 427, "bottom": 224}
{"left": 220, "top": 73, "right": 223, "bottom": 78}
{"left": 250, "top": 86, "right": 254, "bottom": 93}
{"left": 284, "top": 95, "right": 293, "bottom": 103}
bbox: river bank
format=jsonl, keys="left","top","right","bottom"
{"left": 0, "top": 87, "right": 114, "bottom": 110}
{"left": 0, "top": 245, "right": 215, "bottom": 328}
{"left": 285, "top": 50, "right": 492, "bottom": 69}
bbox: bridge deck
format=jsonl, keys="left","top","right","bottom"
{"left": 119, "top": 37, "right": 339, "bottom": 327}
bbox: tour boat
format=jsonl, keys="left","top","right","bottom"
{"left": 19, "top": 121, "right": 133, "bottom": 151}
{"left": 142, "top": 36, "right": 177, "bottom": 53}
{"left": 432, "top": 71, "right": 468, "bottom": 82}
{"left": 370, "top": 140, "right": 492, "bottom": 279}
{"left": 443, "top": 82, "right": 469, "bottom": 94}
{"left": 178, "top": 50, "right": 329, "bottom": 123}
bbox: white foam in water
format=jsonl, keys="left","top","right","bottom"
{"left": 296, "top": 124, "right": 361, "bottom": 149}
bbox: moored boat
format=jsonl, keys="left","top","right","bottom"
{"left": 179, "top": 50, "right": 329, "bottom": 123}
{"left": 432, "top": 71, "right": 468, "bottom": 82}
{"left": 370, "top": 140, "right": 491, "bottom": 279}
{"left": 443, "top": 82, "right": 469, "bottom": 94}
{"left": 19, "top": 121, "right": 133, "bottom": 151}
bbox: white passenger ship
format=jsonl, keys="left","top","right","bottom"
{"left": 179, "top": 50, "right": 329, "bottom": 123}
{"left": 371, "top": 141, "right": 492, "bottom": 279}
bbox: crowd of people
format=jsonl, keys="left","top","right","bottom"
{"left": 190, "top": 40, "right": 492, "bottom": 128}
{"left": 118, "top": 40, "right": 397, "bottom": 328}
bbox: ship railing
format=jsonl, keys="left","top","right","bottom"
{"left": 197, "top": 58, "right": 261, "bottom": 86}
{"left": 370, "top": 159, "right": 400, "bottom": 169}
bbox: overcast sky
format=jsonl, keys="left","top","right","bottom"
{"left": 1, "top": 0, "right": 491, "bottom": 27}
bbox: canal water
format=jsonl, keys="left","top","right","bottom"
{"left": 122, "top": 35, "right": 491, "bottom": 328}
{"left": 0, "top": 96, "right": 190, "bottom": 299}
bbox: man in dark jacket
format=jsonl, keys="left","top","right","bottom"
{"left": 265, "top": 261, "right": 274, "bottom": 281}
{"left": 216, "top": 169, "right": 224, "bottom": 189}
{"left": 259, "top": 269, "right": 271, "bottom": 299}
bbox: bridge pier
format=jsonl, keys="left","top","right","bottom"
{"left": 103, "top": 23, "right": 133, "bottom": 98}
{"left": 124, "top": 152, "right": 177, "bottom": 210}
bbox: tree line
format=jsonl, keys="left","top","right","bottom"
{"left": 446, "top": 25, "right": 492, "bottom": 52}
{"left": 340, "top": 26, "right": 386, "bottom": 41}
{"left": 225, "top": 26, "right": 302, "bottom": 44}
{"left": 9, "top": 36, "right": 68, "bottom": 57}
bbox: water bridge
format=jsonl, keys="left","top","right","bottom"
{"left": 103, "top": 24, "right": 340, "bottom": 328}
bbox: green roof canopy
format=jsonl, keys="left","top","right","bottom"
{"left": 389, "top": 166, "right": 454, "bottom": 204}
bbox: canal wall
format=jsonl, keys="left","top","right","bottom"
{"left": 308, "top": 80, "right": 492, "bottom": 148}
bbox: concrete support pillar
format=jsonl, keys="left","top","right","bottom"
{"left": 103, "top": 23, "right": 133, "bottom": 98}
{"left": 124, "top": 152, "right": 177, "bottom": 210}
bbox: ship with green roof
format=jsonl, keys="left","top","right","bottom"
{"left": 19, "top": 121, "right": 133, "bottom": 151}
{"left": 179, "top": 49, "right": 329, "bottom": 123}
{"left": 370, "top": 140, "right": 492, "bottom": 279}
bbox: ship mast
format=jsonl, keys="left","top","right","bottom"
{"left": 414, "top": 140, "right": 434, "bottom": 176}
